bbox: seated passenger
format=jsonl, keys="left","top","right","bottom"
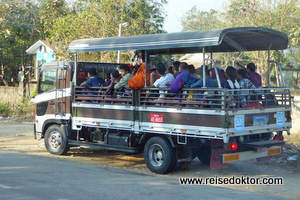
{"left": 80, "top": 68, "right": 105, "bottom": 87}
{"left": 167, "top": 66, "right": 174, "bottom": 75}
{"left": 225, "top": 66, "right": 240, "bottom": 107}
{"left": 211, "top": 67, "right": 228, "bottom": 88}
{"left": 247, "top": 62, "right": 262, "bottom": 88}
{"left": 105, "top": 70, "right": 121, "bottom": 97}
{"left": 153, "top": 63, "right": 175, "bottom": 99}
{"left": 191, "top": 66, "right": 215, "bottom": 88}
{"left": 172, "top": 61, "right": 181, "bottom": 78}
{"left": 188, "top": 64, "right": 196, "bottom": 74}
{"left": 225, "top": 66, "right": 240, "bottom": 89}
{"left": 128, "top": 50, "right": 151, "bottom": 90}
{"left": 237, "top": 68, "right": 258, "bottom": 107}
{"left": 190, "top": 66, "right": 215, "bottom": 101}
{"left": 114, "top": 64, "right": 134, "bottom": 90}
{"left": 170, "top": 62, "right": 196, "bottom": 93}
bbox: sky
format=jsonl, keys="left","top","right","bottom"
{"left": 163, "top": 0, "right": 227, "bottom": 33}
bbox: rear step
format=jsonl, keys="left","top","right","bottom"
{"left": 242, "top": 140, "right": 285, "bottom": 148}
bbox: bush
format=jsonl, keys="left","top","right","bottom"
{"left": 0, "top": 103, "right": 11, "bottom": 117}
{"left": 13, "top": 100, "right": 34, "bottom": 117}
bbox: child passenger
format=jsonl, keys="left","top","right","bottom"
{"left": 104, "top": 70, "right": 121, "bottom": 97}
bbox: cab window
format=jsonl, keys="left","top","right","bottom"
{"left": 38, "top": 69, "right": 56, "bottom": 94}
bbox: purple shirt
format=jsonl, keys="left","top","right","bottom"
{"left": 248, "top": 71, "right": 262, "bottom": 87}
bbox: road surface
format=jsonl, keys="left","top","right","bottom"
{"left": 0, "top": 150, "right": 289, "bottom": 200}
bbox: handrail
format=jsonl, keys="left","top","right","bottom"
{"left": 269, "top": 60, "right": 286, "bottom": 87}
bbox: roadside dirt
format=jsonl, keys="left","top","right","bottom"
{"left": 0, "top": 120, "right": 299, "bottom": 199}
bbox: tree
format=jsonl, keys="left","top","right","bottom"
{"left": 0, "top": 0, "right": 41, "bottom": 84}
{"left": 223, "top": 0, "right": 300, "bottom": 86}
{"left": 48, "top": 0, "right": 167, "bottom": 62}
{"left": 37, "top": 0, "right": 71, "bottom": 39}
{"left": 180, "top": 0, "right": 300, "bottom": 87}
{"left": 180, "top": 6, "right": 222, "bottom": 31}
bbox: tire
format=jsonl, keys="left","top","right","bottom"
{"left": 44, "top": 125, "right": 70, "bottom": 155}
{"left": 197, "top": 146, "right": 211, "bottom": 165}
{"left": 144, "top": 137, "right": 176, "bottom": 174}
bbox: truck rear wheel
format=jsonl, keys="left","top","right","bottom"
{"left": 44, "top": 125, "right": 70, "bottom": 155}
{"left": 144, "top": 137, "right": 176, "bottom": 174}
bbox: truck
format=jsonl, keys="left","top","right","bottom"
{"left": 33, "top": 27, "right": 292, "bottom": 174}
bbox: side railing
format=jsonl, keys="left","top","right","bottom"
{"left": 224, "top": 87, "right": 291, "bottom": 110}
{"left": 74, "top": 86, "right": 133, "bottom": 105}
{"left": 73, "top": 86, "right": 291, "bottom": 110}
{"left": 139, "top": 88, "right": 226, "bottom": 109}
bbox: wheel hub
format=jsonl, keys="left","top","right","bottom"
{"left": 149, "top": 144, "right": 165, "bottom": 167}
{"left": 48, "top": 131, "right": 62, "bottom": 151}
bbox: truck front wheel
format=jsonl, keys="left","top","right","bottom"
{"left": 144, "top": 137, "right": 176, "bottom": 174}
{"left": 44, "top": 125, "right": 70, "bottom": 155}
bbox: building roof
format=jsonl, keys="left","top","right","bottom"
{"left": 26, "top": 40, "right": 58, "bottom": 54}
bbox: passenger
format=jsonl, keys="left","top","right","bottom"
{"left": 167, "top": 66, "right": 174, "bottom": 75}
{"left": 80, "top": 68, "right": 105, "bottom": 87}
{"left": 190, "top": 66, "right": 215, "bottom": 101}
{"left": 172, "top": 61, "right": 181, "bottom": 77}
{"left": 170, "top": 62, "right": 196, "bottom": 93}
{"left": 150, "top": 68, "right": 159, "bottom": 86}
{"left": 191, "top": 66, "right": 215, "bottom": 88}
{"left": 247, "top": 62, "right": 262, "bottom": 88}
{"left": 104, "top": 71, "right": 112, "bottom": 86}
{"left": 211, "top": 67, "right": 228, "bottom": 88}
{"left": 114, "top": 64, "right": 134, "bottom": 90}
{"left": 225, "top": 66, "right": 240, "bottom": 89}
{"left": 128, "top": 50, "right": 151, "bottom": 90}
{"left": 225, "top": 66, "right": 240, "bottom": 107}
{"left": 104, "top": 70, "right": 121, "bottom": 97}
{"left": 237, "top": 68, "right": 257, "bottom": 107}
{"left": 188, "top": 64, "right": 196, "bottom": 74}
{"left": 153, "top": 63, "right": 175, "bottom": 99}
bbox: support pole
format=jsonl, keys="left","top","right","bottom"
{"left": 267, "top": 49, "right": 271, "bottom": 87}
{"left": 144, "top": 51, "right": 148, "bottom": 87}
{"left": 202, "top": 48, "right": 206, "bottom": 88}
{"left": 74, "top": 53, "right": 78, "bottom": 86}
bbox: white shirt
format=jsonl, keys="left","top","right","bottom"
{"left": 154, "top": 73, "right": 174, "bottom": 88}
{"left": 227, "top": 79, "right": 240, "bottom": 89}
{"left": 153, "top": 73, "right": 174, "bottom": 99}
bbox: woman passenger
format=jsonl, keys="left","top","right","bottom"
{"left": 236, "top": 68, "right": 257, "bottom": 107}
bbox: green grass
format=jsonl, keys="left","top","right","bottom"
{"left": 0, "top": 100, "right": 34, "bottom": 118}
{"left": 0, "top": 103, "right": 11, "bottom": 117}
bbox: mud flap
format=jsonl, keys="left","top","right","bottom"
{"left": 210, "top": 139, "right": 228, "bottom": 170}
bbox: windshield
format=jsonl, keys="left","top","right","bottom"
{"left": 38, "top": 68, "right": 56, "bottom": 94}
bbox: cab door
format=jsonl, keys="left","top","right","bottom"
{"left": 34, "top": 67, "right": 57, "bottom": 134}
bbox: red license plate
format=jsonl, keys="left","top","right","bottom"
{"left": 150, "top": 114, "right": 164, "bottom": 123}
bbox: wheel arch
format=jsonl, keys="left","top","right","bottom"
{"left": 138, "top": 133, "right": 176, "bottom": 153}
{"left": 42, "top": 119, "right": 69, "bottom": 139}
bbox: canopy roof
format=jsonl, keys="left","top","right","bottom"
{"left": 68, "top": 27, "right": 288, "bottom": 54}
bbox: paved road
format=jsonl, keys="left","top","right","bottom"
{"left": 0, "top": 150, "right": 289, "bottom": 200}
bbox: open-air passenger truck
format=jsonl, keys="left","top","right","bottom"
{"left": 33, "top": 27, "right": 292, "bottom": 174}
